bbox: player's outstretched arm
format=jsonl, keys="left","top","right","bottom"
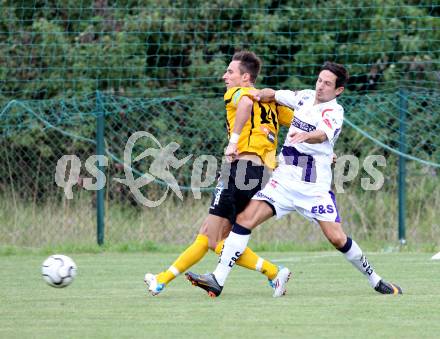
{"left": 289, "top": 130, "right": 327, "bottom": 144}
{"left": 249, "top": 88, "right": 276, "bottom": 102}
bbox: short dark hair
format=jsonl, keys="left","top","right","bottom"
{"left": 232, "top": 50, "right": 262, "bottom": 83}
{"left": 320, "top": 61, "right": 349, "bottom": 88}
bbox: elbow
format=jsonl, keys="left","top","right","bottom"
{"left": 244, "top": 100, "right": 253, "bottom": 109}
{"left": 241, "top": 96, "right": 254, "bottom": 109}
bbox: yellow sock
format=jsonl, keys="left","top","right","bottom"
{"left": 157, "top": 234, "right": 209, "bottom": 285}
{"left": 215, "top": 239, "right": 278, "bottom": 280}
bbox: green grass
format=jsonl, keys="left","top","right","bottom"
{"left": 1, "top": 252, "right": 439, "bottom": 338}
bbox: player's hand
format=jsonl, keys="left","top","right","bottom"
{"left": 332, "top": 153, "right": 337, "bottom": 164}
{"left": 225, "top": 142, "right": 238, "bottom": 162}
{"left": 248, "top": 89, "right": 262, "bottom": 101}
{"left": 288, "top": 131, "right": 309, "bottom": 144}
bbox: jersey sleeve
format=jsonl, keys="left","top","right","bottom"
{"left": 274, "top": 90, "right": 301, "bottom": 109}
{"left": 276, "top": 105, "right": 294, "bottom": 127}
{"left": 224, "top": 87, "right": 253, "bottom": 107}
{"left": 316, "top": 104, "right": 344, "bottom": 146}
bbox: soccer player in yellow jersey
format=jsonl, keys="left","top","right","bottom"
{"left": 144, "top": 51, "right": 293, "bottom": 297}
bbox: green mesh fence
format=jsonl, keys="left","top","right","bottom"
{"left": 0, "top": 1, "right": 439, "bottom": 248}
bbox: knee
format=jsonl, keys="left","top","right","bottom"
{"left": 328, "top": 232, "right": 347, "bottom": 249}
{"left": 236, "top": 209, "right": 256, "bottom": 228}
{"left": 319, "top": 221, "right": 347, "bottom": 249}
{"left": 198, "top": 227, "right": 217, "bottom": 250}
{"left": 198, "top": 217, "right": 229, "bottom": 251}
{"left": 199, "top": 221, "right": 209, "bottom": 236}
{"left": 208, "top": 239, "right": 217, "bottom": 251}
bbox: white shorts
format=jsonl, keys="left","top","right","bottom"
{"left": 252, "top": 168, "right": 341, "bottom": 223}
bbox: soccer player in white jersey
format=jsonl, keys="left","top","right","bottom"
{"left": 186, "top": 62, "right": 402, "bottom": 297}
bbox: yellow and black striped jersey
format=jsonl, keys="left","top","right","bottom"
{"left": 224, "top": 86, "right": 294, "bottom": 169}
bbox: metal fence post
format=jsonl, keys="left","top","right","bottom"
{"left": 398, "top": 89, "right": 407, "bottom": 245}
{"left": 96, "top": 91, "right": 105, "bottom": 245}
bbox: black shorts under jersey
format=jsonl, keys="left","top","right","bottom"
{"left": 208, "top": 159, "right": 271, "bottom": 224}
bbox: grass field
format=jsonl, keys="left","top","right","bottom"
{"left": 1, "top": 251, "right": 439, "bottom": 338}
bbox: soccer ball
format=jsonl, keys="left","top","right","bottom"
{"left": 41, "top": 254, "right": 77, "bottom": 288}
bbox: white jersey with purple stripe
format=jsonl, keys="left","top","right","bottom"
{"left": 251, "top": 89, "right": 344, "bottom": 223}
{"left": 274, "top": 89, "right": 344, "bottom": 191}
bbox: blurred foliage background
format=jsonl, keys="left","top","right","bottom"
{"left": 0, "top": 1, "right": 438, "bottom": 248}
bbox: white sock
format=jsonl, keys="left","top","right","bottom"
{"left": 340, "top": 237, "right": 381, "bottom": 288}
{"left": 213, "top": 227, "right": 251, "bottom": 286}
